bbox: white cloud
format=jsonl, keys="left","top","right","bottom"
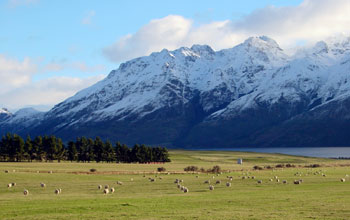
{"left": 0, "top": 54, "right": 106, "bottom": 110}
{"left": 0, "top": 55, "right": 37, "bottom": 93}
{"left": 103, "top": 0, "right": 350, "bottom": 63}
{"left": 0, "top": 75, "right": 105, "bottom": 110}
{"left": 81, "top": 10, "right": 96, "bottom": 25}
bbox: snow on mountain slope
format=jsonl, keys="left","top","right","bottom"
{"left": 47, "top": 36, "right": 288, "bottom": 126}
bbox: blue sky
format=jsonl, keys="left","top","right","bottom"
{"left": 1, "top": 0, "right": 349, "bottom": 110}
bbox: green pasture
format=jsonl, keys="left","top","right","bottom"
{"left": 0, "top": 150, "right": 349, "bottom": 219}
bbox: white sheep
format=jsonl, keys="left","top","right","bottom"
{"left": 209, "top": 185, "right": 214, "bottom": 190}
{"left": 130, "top": 178, "right": 134, "bottom": 181}
{"left": 216, "top": 180, "right": 221, "bottom": 184}
{"left": 23, "top": 189, "right": 29, "bottom": 196}
{"left": 276, "top": 179, "right": 280, "bottom": 183}
{"left": 341, "top": 178, "right": 346, "bottom": 182}
{"left": 98, "top": 185, "right": 102, "bottom": 190}
{"left": 40, "top": 183, "right": 46, "bottom": 188}
{"left": 5, "top": 170, "right": 9, "bottom": 173}
{"left": 104, "top": 188, "right": 109, "bottom": 194}
{"left": 282, "top": 180, "right": 287, "bottom": 184}
{"left": 183, "top": 187, "right": 189, "bottom": 193}
{"left": 180, "top": 186, "right": 185, "bottom": 191}
{"left": 54, "top": 189, "right": 60, "bottom": 194}
{"left": 226, "top": 182, "right": 231, "bottom": 187}
{"left": 294, "top": 180, "right": 301, "bottom": 184}
{"left": 104, "top": 185, "right": 109, "bottom": 189}
{"left": 110, "top": 187, "right": 115, "bottom": 193}
{"left": 204, "top": 180, "right": 210, "bottom": 184}
{"left": 7, "top": 183, "right": 12, "bottom": 188}
{"left": 49, "top": 171, "right": 53, "bottom": 174}
{"left": 11, "top": 182, "right": 16, "bottom": 187}
{"left": 251, "top": 176, "right": 255, "bottom": 179}
{"left": 257, "top": 180, "right": 262, "bottom": 184}
{"left": 177, "top": 184, "right": 181, "bottom": 189}
{"left": 117, "top": 181, "right": 123, "bottom": 185}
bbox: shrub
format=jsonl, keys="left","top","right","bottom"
{"left": 275, "top": 164, "right": 285, "bottom": 168}
{"left": 253, "top": 165, "right": 263, "bottom": 170}
{"left": 90, "top": 168, "right": 97, "bottom": 172}
{"left": 157, "top": 167, "right": 166, "bottom": 172}
{"left": 199, "top": 167, "right": 206, "bottom": 173}
{"left": 208, "top": 165, "right": 221, "bottom": 173}
{"left": 184, "top": 166, "right": 199, "bottom": 172}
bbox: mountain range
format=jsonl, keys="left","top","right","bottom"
{"left": 2, "top": 35, "right": 350, "bottom": 148}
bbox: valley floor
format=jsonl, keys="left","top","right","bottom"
{"left": 0, "top": 150, "right": 350, "bottom": 219}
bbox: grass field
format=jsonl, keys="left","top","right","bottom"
{"left": 0, "top": 150, "right": 350, "bottom": 219}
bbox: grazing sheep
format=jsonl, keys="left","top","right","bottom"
{"left": 5, "top": 170, "right": 9, "bottom": 173}
{"left": 174, "top": 179, "right": 179, "bottom": 184}
{"left": 98, "top": 185, "right": 102, "bottom": 190}
{"left": 11, "top": 182, "right": 16, "bottom": 187}
{"left": 40, "top": 183, "right": 46, "bottom": 188}
{"left": 150, "top": 178, "right": 155, "bottom": 182}
{"left": 276, "top": 179, "right": 280, "bottom": 183}
{"left": 282, "top": 180, "right": 287, "bottom": 184}
{"left": 212, "top": 176, "right": 215, "bottom": 179}
{"left": 177, "top": 184, "right": 181, "bottom": 189}
{"left": 299, "top": 179, "right": 303, "bottom": 183}
{"left": 117, "top": 181, "right": 123, "bottom": 185}
{"left": 180, "top": 186, "right": 185, "bottom": 191}
{"left": 23, "top": 189, "right": 29, "bottom": 196}
{"left": 242, "top": 176, "right": 246, "bottom": 180}
{"left": 130, "top": 178, "right": 134, "bottom": 181}
{"left": 59, "top": 188, "right": 62, "bottom": 193}
{"left": 251, "top": 176, "right": 255, "bottom": 179}
{"left": 270, "top": 179, "right": 273, "bottom": 182}
{"left": 274, "top": 176, "right": 278, "bottom": 179}
{"left": 341, "top": 178, "right": 346, "bottom": 182}
{"left": 257, "top": 180, "right": 262, "bottom": 184}
{"left": 204, "top": 180, "right": 210, "bottom": 184}
{"left": 103, "top": 188, "right": 109, "bottom": 194}
{"left": 179, "top": 179, "right": 184, "bottom": 183}
{"left": 322, "top": 174, "right": 326, "bottom": 177}
{"left": 49, "top": 171, "right": 53, "bottom": 174}
{"left": 226, "top": 182, "right": 231, "bottom": 187}
{"left": 229, "top": 177, "right": 233, "bottom": 181}
{"left": 294, "top": 180, "right": 301, "bottom": 185}
{"left": 110, "top": 187, "right": 115, "bottom": 193}
{"left": 7, "top": 183, "right": 12, "bottom": 188}
{"left": 104, "top": 185, "right": 109, "bottom": 189}
{"left": 54, "top": 189, "right": 60, "bottom": 195}
{"left": 183, "top": 187, "right": 189, "bottom": 193}
{"left": 216, "top": 180, "right": 221, "bottom": 184}
{"left": 209, "top": 185, "right": 214, "bottom": 190}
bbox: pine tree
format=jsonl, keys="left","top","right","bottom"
{"left": 67, "top": 141, "right": 78, "bottom": 162}
{"left": 24, "top": 135, "right": 33, "bottom": 162}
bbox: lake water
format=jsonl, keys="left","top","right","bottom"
{"left": 199, "top": 147, "right": 350, "bottom": 158}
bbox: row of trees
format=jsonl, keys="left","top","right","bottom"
{"left": 0, "top": 133, "right": 170, "bottom": 163}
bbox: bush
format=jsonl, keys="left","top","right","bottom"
{"left": 157, "top": 167, "right": 166, "bottom": 172}
{"left": 208, "top": 165, "right": 221, "bottom": 173}
{"left": 253, "top": 165, "right": 263, "bottom": 170}
{"left": 275, "top": 164, "right": 285, "bottom": 168}
{"left": 184, "top": 166, "right": 199, "bottom": 172}
{"left": 199, "top": 167, "right": 206, "bottom": 173}
{"left": 90, "top": 168, "right": 97, "bottom": 172}
{"left": 285, "top": 163, "right": 295, "bottom": 168}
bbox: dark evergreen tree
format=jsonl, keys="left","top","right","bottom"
{"left": 93, "top": 137, "right": 104, "bottom": 162}
{"left": 67, "top": 141, "right": 78, "bottom": 162}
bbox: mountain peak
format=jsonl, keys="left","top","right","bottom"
{"left": 243, "top": 36, "right": 281, "bottom": 50}
{"left": 0, "top": 108, "right": 11, "bottom": 115}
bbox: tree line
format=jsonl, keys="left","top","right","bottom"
{"left": 0, "top": 133, "right": 170, "bottom": 163}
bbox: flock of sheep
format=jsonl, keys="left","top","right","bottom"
{"left": 3, "top": 168, "right": 349, "bottom": 196}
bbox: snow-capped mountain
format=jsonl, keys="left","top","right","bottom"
{"left": 2, "top": 35, "right": 350, "bottom": 147}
